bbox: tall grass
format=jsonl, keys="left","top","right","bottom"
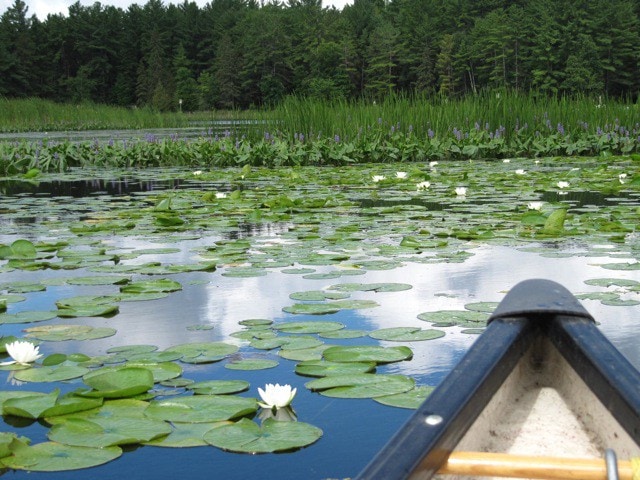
{"left": 3, "top": 94, "right": 636, "bottom": 141}
{"left": 272, "top": 92, "right": 639, "bottom": 141}
{"left": 0, "top": 98, "right": 262, "bottom": 133}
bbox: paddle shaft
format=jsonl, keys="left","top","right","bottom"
{"left": 438, "top": 451, "right": 634, "bottom": 480}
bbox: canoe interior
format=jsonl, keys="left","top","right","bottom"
{"left": 434, "top": 336, "right": 639, "bottom": 480}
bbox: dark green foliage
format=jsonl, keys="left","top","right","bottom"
{"left": 0, "top": 0, "right": 639, "bottom": 107}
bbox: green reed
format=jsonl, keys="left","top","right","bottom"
{"left": 271, "top": 92, "right": 638, "bottom": 142}
{"left": 0, "top": 98, "right": 259, "bottom": 133}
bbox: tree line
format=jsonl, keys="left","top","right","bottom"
{"left": 1, "top": 0, "right": 639, "bottom": 111}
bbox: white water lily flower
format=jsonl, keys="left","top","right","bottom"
{"left": 528, "top": 201, "right": 544, "bottom": 210}
{"left": 515, "top": 169, "right": 526, "bottom": 175}
{"left": 395, "top": 171, "right": 407, "bottom": 179}
{"left": 416, "top": 181, "right": 431, "bottom": 190}
{"left": 619, "top": 173, "right": 627, "bottom": 184}
{"left": 192, "top": 170, "right": 202, "bottom": 176}
{"left": 503, "top": 159, "right": 511, "bottom": 163}
{"left": 557, "top": 181, "right": 569, "bottom": 189}
{"left": 455, "top": 186, "right": 467, "bottom": 196}
{"left": 429, "top": 161, "right": 438, "bottom": 168}
{"left": 215, "top": 192, "right": 227, "bottom": 199}
{"left": 372, "top": 175, "right": 386, "bottom": 182}
{"left": 258, "top": 383, "right": 297, "bottom": 410}
{"left": 1, "top": 341, "right": 43, "bottom": 366}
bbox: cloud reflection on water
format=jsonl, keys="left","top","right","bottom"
{"left": 2, "top": 237, "right": 639, "bottom": 377}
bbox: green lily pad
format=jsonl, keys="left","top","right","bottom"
{"left": 203, "top": 418, "right": 322, "bottom": 453}
{"left": 4, "top": 281, "right": 46, "bottom": 293}
{"left": 66, "top": 276, "right": 130, "bottom": 286}
{"left": 106, "top": 345, "right": 159, "bottom": 355}
{"left": 601, "top": 298, "right": 640, "bottom": 306}
{"left": 13, "top": 365, "right": 91, "bottom": 383}
{"left": 319, "top": 329, "right": 368, "bottom": 339}
{"left": 164, "top": 342, "right": 238, "bottom": 364}
{"left": 0, "top": 239, "right": 38, "bottom": 259}
{"left": 541, "top": 209, "right": 567, "bottom": 234}
{"left": 249, "top": 337, "right": 289, "bottom": 350}
{"left": 3, "top": 390, "right": 102, "bottom": 419}
{"left": 305, "top": 373, "right": 415, "bottom": 398}
{"left": 117, "top": 292, "right": 170, "bottom": 302}
{"left": 289, "top": 290, "right": 350, "bottom": 301}
{"left": 327, "top": 282, "right": 413, "bottom": 292}
{"left": 2, "top": 442, "right": 122, "bottom": 471}
{"left": 48, "top": 415, "right": 171, "bottom": 447}
{"left": 0, "top": 294, "right": 26, "bottom": 304}
{"left": 417, "top": 310, "right": 488, "bottom": 327}
{"left": 374, "top": 386, "right": 435, "bottom": 409}
{"left": 584, "top": 278, "right": 640, "bottom": 288}
{"left": 273, "top": 321, "right": 344, "bottom": 334}
{"left": 126, "top": 352, "right": 184, "bottom": 363}
{"left": 281, "top": 268, "right": 316, "bottom": 275}
{"left": 0, "top": 390, "right": 44, "bottom": 405}
{"left": 0, "top": 432, "right": 30, "bottom": 458}
{"left": 278, "top": 345, "right": 329, "bottom": 361}
{"left": 124, "top": 361, "right": 183, "bottom": 382}
{"left": 144, "top": 422, "right": 230, "bottom": 447}
{"left": 282, "top": 303, "right": 341, "bottom": 315}
{"left": 224, "top": 359, "right": 279, "bottom": 371}
{"left": 329, "top": 299, "right": 379, "bottom": 310}
{"left": 0, "top": 310, "right": 57, "bottom": 324}
{"left": 24, "top": 325, "right": 117, "bottom": 341}
{"left": 295, "top": 360, "right": 376, "bottom": 377}
{"left": 464, "top": 302, "right": 500, "bottom": 313}
{"left": 186, "top": 324, "right": 214, "bottom": 331}
{"left": 600, "top": 262, "right": 640, "bottom": 271}
{"left": 302, "top": 272, "right": 343, "bottom": 280}
{"left": 56, "top": 296, "right": 119, "bottom": 317}
{"left": 322, "top": 345, "right": 413, "bottom": 364}
{"left": 369, "top": 327, "right": 445, "bottom": 342}
{"left": 280, "top": 336, "right": 325, "bottom": 350}
{"left": 46, "top": 398, "right": 151, "bottom": 425}
{"left": 145, "top": 395, "right": 257, "bottom": 423}
{"left": 221, "top": 267, "right": 267, "bottom": 277}
{"left": 238, "top": 319, "right": 273, "bottom": 327}
{"left": 120, "top": 278, "right": 182, "bottom": 294}
{"left": 460, "top": 328, "right": 486, "bottom": 334}
{"left": 187, "top": 380, "right": 250, "bottom": 394}
{"left": 80, "top": 367, "right": 154, "bottom": 398}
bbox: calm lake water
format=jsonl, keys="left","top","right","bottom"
{"left": 0, "top": 121, "right": 259, "bottom": 144}
{"left": 0, "top": 166, "right": 639, "bottom": 479}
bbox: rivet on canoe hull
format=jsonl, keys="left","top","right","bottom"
{"left": 425, "top": 414, "right": 443, "bottom": 426}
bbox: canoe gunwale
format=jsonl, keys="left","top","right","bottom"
{"left": 355, "top": 279, "right": 640, "bottom": 480}
{"left": 549, "top": 317, "right": 640, "bottom": 450}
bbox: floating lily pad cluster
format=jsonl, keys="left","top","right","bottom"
{"left": 0, "top": 338, "right": 327, "bottom": 470}
{"left": 0, "top": 157, "right": 639, "bottom": 474}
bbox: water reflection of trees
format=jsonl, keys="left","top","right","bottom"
{"left": 0, "top": 178, "right": 186, "bottom": 197}
{"left": 226, "top": 222, "right": 291, "bottom": 239}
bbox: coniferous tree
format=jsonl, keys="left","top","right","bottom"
{"left": 0, "top": 0, "right": 36, "bottom": 96}
{"left": 522, "top": 0, "right": 563, "bottom": 95}
{"left": 364, "top": 21, "right": 399, "bottom": 99}
{"left": 468, "top": 9, "right": 514, "bottom": 90}
{"left": 174, "top": 44, "right": 199, "bottom": 111}
{"left": 436, "top": 34, "right": 457, "bottom": 96}
{"left": 212, "top": 34, "right": 242, "bottom": 109}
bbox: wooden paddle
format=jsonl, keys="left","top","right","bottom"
{"left": 438, "top": 451, "right": 635, "bottom": 479}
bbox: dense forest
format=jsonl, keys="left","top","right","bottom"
{"left": 1, "top": 0, "right": 639, "bottom": 111}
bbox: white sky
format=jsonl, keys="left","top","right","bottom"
{"left": 2, "top": 0, "right": 352, "bottom": 20}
